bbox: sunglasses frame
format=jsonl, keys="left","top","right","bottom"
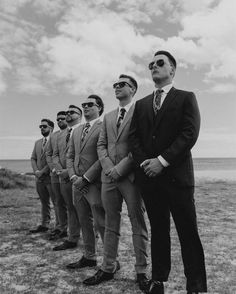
{"left": 39, "top": 125, "right": 48, "bottom": 129}
{"left": 66, "top": 110, "right": 79, "bottom": 115}
{"left": 81, "top": 102, "right": 99, "bottom": 108}
{"left": 148, "top": 59, "right": 165, "bottom": 70}
{"left": 56, "top": 117, "right": 66, "bottom": 122}
{"left": 113, "top": 81, "right": 132, "bottom": 89}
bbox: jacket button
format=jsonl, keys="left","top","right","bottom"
{"left": 152, "top": 135, "right": 156, "bottom": 139}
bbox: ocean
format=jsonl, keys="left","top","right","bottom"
{"left": 0, "top": 158, "right": 235, "bottom": 181}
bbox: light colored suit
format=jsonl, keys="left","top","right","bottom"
{"left": 67, "top": 120, "right": 105, "bottom": 260}
{"left": 97, "top": 104, "right": 148, "bottom": 274}
{"left": 53, "top": 128, "right": 80, "bottom": 242}
{"left": 31, "top": 138, "right": 53, "bottom": 227}
{"left": 46, "top": 131, "right": 67, "bottom": 233}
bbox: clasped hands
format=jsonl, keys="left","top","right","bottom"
{"left": 140, "top": 158, "right": 164, "bottom": 177}
{"left": 71, "top": 176, "right": 89, "bottom": 195}
{"left": 105, "top": 167, "right": 120, "bottom": 182}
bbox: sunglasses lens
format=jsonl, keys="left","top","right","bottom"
{"left": 148, "top": 62, "right": 154, "bottom": 70}
{"left": 39, "top": 125, "right": 47, "bottom": 129}
{"left": 57, "top": 118, "right": 65, "bottom": 121}
{"left": 113, "top": 82, "right": 127, "bottom": 89}
{"left": 156, "top": 59, "right": 165, "bottom": 67}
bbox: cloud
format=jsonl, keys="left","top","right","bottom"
{"left": 0, "top": 53, "right": 12, "bottom": 93}
{"left": 207, "top": 83, "right": 236, "bottom": 94}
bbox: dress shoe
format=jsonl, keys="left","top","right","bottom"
{"left": 53, "top": 240, "right": 77, "bottom": 251}
{"left": 50, "top": 229, "right": 61, "bottom": 236}
{"left": 29, "top": 225, "right": 48, "bottom": 233}
{"left": 66, "top": 256, "right": 97, "bottom": 269}
{"left": 148, "top": 280, "right": 164, "bottom": 294}
{"left": 48, "top": 231, "right": 67, "bottom": 241}
{"left": 83, "top": 269, "right": 114, "bottom": 286}
{"left": 136, "top": 273, "right": 150, "bottom": 292}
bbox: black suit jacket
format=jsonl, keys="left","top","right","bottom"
{"left": 129, "top": 87, "right": 200, "bottom": 187}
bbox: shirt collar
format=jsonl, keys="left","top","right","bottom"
{"left": 85, "top": 118, "right": 100, "bottom": 128}
{"left": 154, "top": 83, "right": 173, "bottom": 94}
{"left": 118, "top": 101, "right": 133, "bottom": 113}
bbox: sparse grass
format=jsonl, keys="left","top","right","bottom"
{"left": 0, "top": 168, "right": 34, "bottom": 190}
{"left": 0, "top": 177, "right": 236, "bottom": 293}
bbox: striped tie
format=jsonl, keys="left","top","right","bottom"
{"left": 66, "top": 128, "right": 72, "bottom": 145}
{"left": 81, "top": 123, "right": 90, "bottom": 142}
{"left": 153, "top": 89, "right": 163, "bottom": 114}
{"left": 117, "top": 108, "right": 126, "bottom": 129}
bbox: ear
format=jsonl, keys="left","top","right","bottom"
{"left": 170, "top": 65, "right": 175, "bottom": 77}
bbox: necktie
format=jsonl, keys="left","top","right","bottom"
{"left": 117, "top": 108, "right": 126, "bottom": 129}
{"left": 81, "top": 122, "right": 90, "bottom": 142}
{"left": 66, "top": 128, "right": 72, "bottom": 144}
{"left": 42, "top": 137, "right": 47, "bottom": 150}
{"left": 153, "top": 89, "right": 163, "bottom": 114}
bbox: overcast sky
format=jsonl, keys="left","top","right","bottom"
{"left": 0, "top": 0, "right": 235, "bottom": 159}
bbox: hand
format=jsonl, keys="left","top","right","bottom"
{"left": 73, "top": 177, "right": 84, "bottom": 190}
{"left": 140, "top": 158, "right": 164, "bottom": 178}
{"left": 106, "top": 167, "right": 120, "bottom": 181}
{"left": 35, "top": 170, "right": 43, "bottom": 178}
{"left": 57, "top": 169, "right": 68, "bottom": 179}
{"left": 52, "top": 168, "right": 57, "bottom": 175}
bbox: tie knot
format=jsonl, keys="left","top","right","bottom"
{"left": 120, "top": 108, "right": 126, "bottom": 117}
{"left": 155, "top": 89, "right": 163, "bottom": 95}
{"left": 85, "top": 122, "right": 90, "bottom": 128}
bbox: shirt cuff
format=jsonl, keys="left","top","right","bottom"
{"left": 70, "top": 175, "right": 77, "bottom": 181}
{"left": 83, "top": 174, "right": 90, "bottom": 183}
{"left": 158, "top": 155, "right": 170, "bottom": 167}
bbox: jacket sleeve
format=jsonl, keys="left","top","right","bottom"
{"left": 161, "top": 92, "right": 200, "bottom": 164}
{"left": 66, "top": 132, "right": 76, "bottom": 178}
{"left": 52, "top": 136, "right": 63, "bottom": 171}
{"left": 30, "top": 142, "right": 38, "bottom": 173}
{"left": 97, "top": 117, "right": 115, "bottom": 172}
{"left": 84, "top": 160, "right": 102, "bottom": 183}
{"left": 128, "top": 102, "right": 148, "bottom": 166}
{"left": 45, "top": 135, "right": 54, "bottom": 171}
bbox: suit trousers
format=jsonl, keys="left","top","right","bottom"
{"left": 140, "top": 176, "right": 207, "bottom": 292}
{"left": 51, "top": 179, "right": 67, "bottom": 232}
{"left": 101, "top": 178, "right": 148, "bottom": 274}
{"left": 60, "top": 180, "right": 80, "bottom": 242}
{"left": 73, "top": 183, "right": 105, "bottom": 260}
{"left": 36, "top": 181, "right": 53, "bottom": 227}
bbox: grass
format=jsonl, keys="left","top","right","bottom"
{"left": 0, "top": 174, "right": 236, "bottom": 293}
{"left": 0, "top": 168, "right": 34, "bottom": 190}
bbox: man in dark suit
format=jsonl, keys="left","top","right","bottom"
{"left": 129, "top": 51, "right": 207, "bottom": 294}
{"left": 83, "top": 75, "right": 148, "bottom": 292}
{"left": 66, "top": 95, "right": 105, "bottom": 269}
{"left": 30, "top": 118, "right": 55, "bottom": 233}
{"left": 46, "top": 111, "right": 68, "bottom": 240}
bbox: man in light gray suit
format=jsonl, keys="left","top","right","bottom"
{"left": 30, "top": 118, "right": 54, "bottom": 233}
{"left": 66, "top": 95, "right": 105, "bottom": 269}
{"left": 46, "top": 111, "right": 68, "bottom": 240}
{"left": 52, "top": 105, "right": 82, "bottom": 251}
{"left": 83, "top": 75, "right": 149, "bottom": 292}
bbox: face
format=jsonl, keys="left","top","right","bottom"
{"left": 57, "top": 114, "right": 67, "bottom": 130}
{"left": 149, "top": 54, "right": 174, "bottom": 85}
{"left": 39, "top": 122, "right": 51, "bottom": 137}
{"left": 113, "top": 77, "right": 135, "bottom": 101}
{"left": 81, "top": 98, "right": 100, "bottom": 121}
{"left": 66, "top": 107, "right": 81, "bottom": 123}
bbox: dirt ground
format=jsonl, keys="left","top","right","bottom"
{"left": 0, "top": 178, "right": 236, "bottom": 293}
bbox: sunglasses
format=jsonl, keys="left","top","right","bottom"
{"left": 66, "top": 110, "right": 80, "bottom": 115}
{"left": 113, "top": 81, "right": 132, "bottom": 89}
{"left": 39, "top": 125, "right": 48, "bottom": 129}
{"left": 57, "top": 117, "right": 66, "bottom": 122}
{"left": 148, "top": 59, "right": 165, "bottom": 70}
{"left": 81, "top": 102, "right": 99, "bottom": 108}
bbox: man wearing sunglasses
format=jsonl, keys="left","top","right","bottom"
{"left": 45, "top": 111, "right": 68, "bottom": 241}
{"left": 83, "top": 75, "right": 148, "bottom": 292}
{"left": 129, "top": 51, "right": 207, "bottom": 294}
{"left": 66, "top": 95, "right": 105, "bottom": 270}
{"left": 30, "top": 118, "right": 54, "bottom": 233}
{"left": 52, "top": 105, "right": 82, "bottom": 251}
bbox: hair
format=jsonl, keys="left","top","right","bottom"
{"left": 68, "top": 105, "right": 82, "bottom": 115}
{"left": 154, "top": 50, "right": 177, "bottom": 69}
{"left": 57, "top": 111, "right": 66, "bottom": 116}
{"left": 88, "top": 94, "right": 104, "bottom": 116}
{"left": 41, "top": 118, "right": 54, "bottom": 129}
{"left": 119, "top": 74, "right": 138, "bottom": 94}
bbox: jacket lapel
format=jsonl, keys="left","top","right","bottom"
{"left": 80, "top": 120, "right": 101, "bottom": 151}
{"left": 117, "top": 104, "right": 135, "bottom": 140}
{"left": 154, "top": 87, "right": 176, "bottom": 129}
{"left": 112, "top": 108, "right": 119, "bottom": 136}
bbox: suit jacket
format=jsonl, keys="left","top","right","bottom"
{"left": 67, "top": 120, "right": 102, "bottom": 184}
{"left": 31, "top": 138, "right": 50, "bottom": 183}
{"left": 52, "top": 128, "right": 71, "bottom": 182}
{"left": 45, "top": 130, "right": 60, "bottom": 183}
{"left": 129, "top": 87, "right": 200, "bottom": 187}
{"left": 97, "top": 104, "right": 135, "bottom": 183}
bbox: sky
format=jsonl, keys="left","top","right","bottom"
{"left": 0, "top": 0, "right": 235, "bottom": 159}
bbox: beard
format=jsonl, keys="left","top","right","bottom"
{"left": 41, "top": 130, "right": 50, "bottom": 137}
